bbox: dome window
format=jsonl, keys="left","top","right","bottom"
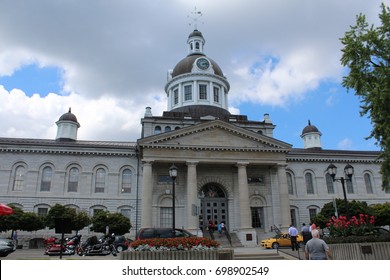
{"left": 154, "top": 126, "right": 162, "bottom": 134}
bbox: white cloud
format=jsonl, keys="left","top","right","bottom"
{"left": 0, "top": 0, "right": 386, "bottom": 141}
{"left": 337, "top": 138, "right": 354, "bottom": 150}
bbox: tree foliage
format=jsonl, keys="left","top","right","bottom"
{"left": 340, "top": 3, "right": 390, "bottom": 189}
{"left": 90, "top": 211, "right": 131, "bottom": 235}
{"left": 0, "top": 205, "right": 45, "bottom": 233}
{"left": 314, "top": 199, "right": 374, "bottom": 227}
{"left": 45, "top": 204, "right": 91, "bottom": 232}
{"left": 371, "top": 202, "right": 390, "bottom": 226}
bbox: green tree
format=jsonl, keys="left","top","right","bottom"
{"left": 340, "top": 3, "right": 390, "bottom": 190}
{"left": 0, "top": 205, "right": 45, "bottom": 234}
{"left": 315, "top": 199, "right": 374, "bottom": 224}
{"left": 90, "top": 211, "right": 131, "bottom": 235}
{"left": 371, "top": 202, "right": 390, "bottom": 226}
{"left": 45, "top": 204, "right": 91, "bottom": 232}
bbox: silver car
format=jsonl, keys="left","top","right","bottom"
{"left": 0, "top": 238, "right": 16, "bottom": 257}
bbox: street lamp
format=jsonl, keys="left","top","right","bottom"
{"left": 169, "top": 164, "right": 178, "bottom": 233}
{"left": 327, "top": 163, "right": 354, "bottom": 217}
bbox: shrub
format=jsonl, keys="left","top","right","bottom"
{"left": 326, "top": 214, "right": 375, "bottom": 237}
{"left": 129, "top": 237, "right": 220, "bottom": 251}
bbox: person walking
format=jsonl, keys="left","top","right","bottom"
{"left": 305, "top": 229, "right": 332, "bottom": 260}
{"left": 288, "top": 224, "right": 299, "bottom": 251}
{"left": 301, "top": 223, "right": 311, "bottom": 245}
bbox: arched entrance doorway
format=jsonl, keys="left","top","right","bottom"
{"left": 198, "top": 183, "right": 228, "bottom": 231}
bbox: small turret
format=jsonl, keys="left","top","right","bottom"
{"left": 55, "top": 108, "right": 80, "bottom": 141}
{"left": 301, "top": 120, "right": 322, "bottom": 149}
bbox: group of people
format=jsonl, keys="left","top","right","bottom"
{"left": 208, "top": 220, "right": 225, "bottom": 236}
{"left": 288, "top": 223, "right": 332, "bottom": 260}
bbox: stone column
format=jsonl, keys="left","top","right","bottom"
{"left": 277, "top": 164, "right": 291, "bottom": 229}
{"left": 141, "top": 161, "right": 153, "bottom": 228}
{"left": 237, "top": 162, "right": 251, "bottom": 229}
{"left": 186, "top": 161, "right": 198, "bottom": 230}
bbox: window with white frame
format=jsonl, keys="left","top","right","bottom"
{"left": 305, "top": 172, "right": 314, "bottom": 194}
{"left": 160, "top": 207, "right": 172, "bottom": 228}
{"left": 121, "top": 169, "right": 132, "bottom": 193}
{"left": 326, "top": 173, "right": 335, "bottom": 194}
{"left": 364, "top": 173, "right": 374, "bottom": 194}
{"left": 213, "top": 87, "right": 220, "bottom": 103}
{"left": 13, "top": 165, "right": 25, "bottom": 191}
{"left": 199, "top": 84, "right": 207, "bottom": 100}
{"left": 173, "top": 88, "right": 179, "bottom": 105}
{"left": 287, "top": 172, "right": 294, "bottom": 195}
{"left": 95, "top": 168, "right": 106, "bottom": 193}
{"left": 68, "top": 167, "right": 79, "bottom": 192}
{"left": 184, "top": 85, "right": 192, "bottom": 101}
{"left": 40, "top": 166, "right": 52, "bottom": 192}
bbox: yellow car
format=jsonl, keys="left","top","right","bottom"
{"left": 261, "top": 233, "right": 303, "bottom": 249}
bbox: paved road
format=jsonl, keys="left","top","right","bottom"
{"left": 1, "top": 248, "right": 119, "bottom": 260}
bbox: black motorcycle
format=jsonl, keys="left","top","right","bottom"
{"left": 77, "top": 235, "right": 117, "bottom": 256}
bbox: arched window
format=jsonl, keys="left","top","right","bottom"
{"left": 164, "top": 126, "right": 171, "bottom": 132}
{"left": 305, "top": 172, "right": 314, "bottom": 194}
{"left": 154, "top": 126, "right": 161, "bottom": 134}
{"left": 325, "top": 173, "right": 335, "bottom": 194}
{"left": 40, "top": 166, "right": 52, "bottom": 191}
{"left": 121, "top": 169, "right": 132, "bottom": 193}
{"left": 346, "top": 180, "right": 354, "bottom": 194}
{"left": 13, "top": 165, "right": 26, "bottom": 191}
{"left": 95, "top": 168, "right": 106, "bottom": 193}
{"left": 68, "top": 167, "right": 79, "bottom": 192}
{"left": 364, "top": 173, "right": 373, "bottom": 194}
{"left": 286, "top": 172, "right": 294, "bottom": 195}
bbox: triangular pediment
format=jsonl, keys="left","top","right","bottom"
{"left": 138, "top": 120, "right": 291, "bottom": 152}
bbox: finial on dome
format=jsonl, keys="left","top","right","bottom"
{"left": 68, "top": 107, "right": 71, "bottom": 113}
{"left": 308, "top": 120, "right": 311, "bottom": 126}
{"left": 188, "top": 6, "right": 203, "bottom": 30}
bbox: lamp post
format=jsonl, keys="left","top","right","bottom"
{"left": 169, "top": 164, "right": 178, "bottom": 233}
{"left": 327, "top": 163, "right": 354, "bottom": 217}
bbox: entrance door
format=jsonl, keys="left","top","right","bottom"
{"left": 199, "top": 184, "right": 228, "bottom": 230}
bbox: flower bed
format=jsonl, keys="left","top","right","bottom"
{"left": 122, "top": 237, "right": 233, "bottom": 260}
{"left": 129, "top": 237, "right": 220, "bottom": 251}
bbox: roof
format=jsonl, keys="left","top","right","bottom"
{"left": 171, "top": 54, "right": 224, "bottom": 78}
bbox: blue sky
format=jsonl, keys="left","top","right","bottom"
{"left": 0, "top": 0, "right": 386, "bottom": 150}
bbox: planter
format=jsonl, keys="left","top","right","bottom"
{"left": 329, "top": 242, "right": 390, "bottom": 260}
{"left": 120, "top": 249, "right": 234, "bottom": 260}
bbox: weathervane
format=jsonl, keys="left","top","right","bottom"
{"left": 188, "top": 6, "right": 203, "bottom": 30}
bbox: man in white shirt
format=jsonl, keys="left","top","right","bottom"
{"left": 288, "top": 224, "right": 299, "bottom": 251}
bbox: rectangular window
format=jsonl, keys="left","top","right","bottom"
{"left": 213, "top": 87, "right": 220, "bottom": 103}
{"left": 95, "top": 169, "right": 106, "bottom": 193}
{"left": 326, "top": 174, "right": 335, "bottom": 194}
{"left": 68, "top": 167, "right": 79, "bottom": 192}
{"left": 346, "top": 180, "right": 354, "bottom": 194}
{"left": 121, "top": 169, "right": 132, "bottom": 193}
{"left": 290, "top": 209, "right": 297, "bottom": 227}
{"left": 160, "top": 207, "right": 173, "bottom": 228}
{"left": 158, "top": 175, "right": 172, "bottom": 184}
{"left": 199, "top": 84, "right": 207, "bottom": 100}
{"left": 309, "top": 208, "right": 317, "bottom": 221}
{"left": 37, "top": 208, "right": 48, "bottom": 217}
{"left": 251, "top": 207, "right": 264, "bottom": 228}
{"left": 184, "top": 85, "right": 192, "bottom": 101}
{"left": 173, "top": 88, "right": 179, "bottom": 105}
{"left": 40, "top": 167, "right": 52, "bottom": 192}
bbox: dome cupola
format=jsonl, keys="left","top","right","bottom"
{"left": 165, "top": 29, "right": 230, "bottom": 119}
{"left": 301, "top": 120, "right": 322, "bottom": 149}
{"left": 55, "top": 108, "right": 80, "bottom": 141}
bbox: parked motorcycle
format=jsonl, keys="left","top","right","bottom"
{"left": 77, "top": 234, "right": 117, "bottom": 256}
{"left": 44, "top": 234, "right": 81, "bottom": 256}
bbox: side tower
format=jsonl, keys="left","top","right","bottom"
{"left": 55, "top": 108, "right": 80, "bottom": 141}
{"left": 301, "top": 120, "right": 322, "bottom": 149}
